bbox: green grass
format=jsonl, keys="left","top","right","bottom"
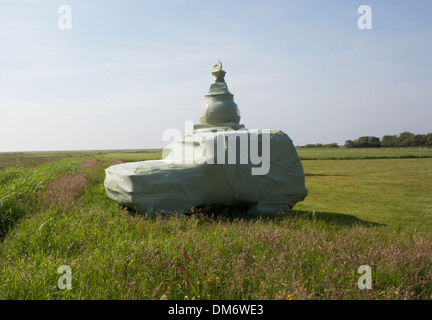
{"left": 297, "top": 147, "right": 432, "bottom": 160}
{"left": 295, "top": 158, "right": 432, "bottom": 232}
{"left": 98, "top": 150, "right": 163, "bottom": 163}
{"left": 0, "top": 149, "right": 162, "bottom": 170}
{"left": 0, "top": 156, "right": 85, "bottom": 237}
{"left": 0, "top": 148, "right": 431, "bottom": 300}
{"left": 0, "top": 152, "right": 77, "bottom": 170}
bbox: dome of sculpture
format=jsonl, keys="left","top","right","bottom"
{"left": 194, "top": 61, "right": 245, "bottom": 131}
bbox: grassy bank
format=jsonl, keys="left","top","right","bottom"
{"left": 0, "top": 157, "right": 85, "bottom": 237}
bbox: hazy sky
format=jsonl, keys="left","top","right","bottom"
{"left": 1, "top": 0, "right": 431, "bottom": 152}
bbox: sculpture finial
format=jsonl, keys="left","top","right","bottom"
{"left": 211, "top": 60, "right": 225, "bottom": 82}
{"left": 213, "top": 60, "right": 222, "bottom": 73}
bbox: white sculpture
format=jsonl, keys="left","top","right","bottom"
{"left": 104, "top": 62, "right": 308, "bottom": 215}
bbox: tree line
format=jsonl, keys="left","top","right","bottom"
{"left": 299, "top": 132, "right": 432, "bottom": 148}
{"left": 345, "top": 132, "right": 432, "bottom": 148}
{"left": 301, "top": 143, "right": 339, "bottom": 148}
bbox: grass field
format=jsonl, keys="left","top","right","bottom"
{"left": 1, "top": 148, "right": 431, "bottom": 300}
{"left": 297, "top": 147, "right": 432, "bottom": 160}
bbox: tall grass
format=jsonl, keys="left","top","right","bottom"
{"left": 1, "top": 150, "right": 432, "bottom": 300}
{"left": 0, "top": 153, "right": 76, "bottom": 170}
{"left": 2, "top": 208, "right": 432, "bottom": 300}
{"left": 0, "top": 157, "right": 84, "bottom": 236}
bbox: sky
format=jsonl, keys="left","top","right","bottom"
{"left": 1, "top": 0, "right": 431, "bottom": 152}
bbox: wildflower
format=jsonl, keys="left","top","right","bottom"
{"left": 395, "top": 292, "right": 399, "bottom": 295}
{"left": 182, "top": 250, "right": 191, "bottom": 262}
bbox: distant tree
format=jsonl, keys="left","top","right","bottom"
{"left": 345, "top": 140, "right": 355, "bottom": 148}
{"left": 413, "top": 134, "right": 426, "bottom": 147}
{"left": 318, "top": 132, "right": 432, "bottom": 148}
{"left": 381, "top": 132, "right": 432, "bottom": 147}
{"left": 303, "top": 143, "right": 339, "bottom": 148}
{"left": 426, "top": 133, "right": 432, "bottom": 147}
{"left": 355, "top": 136, "right": 369, "bottom": 147}
{"left": 382, "top": 135, "right": 398, "bottom": 147}
{"left": 352, "top": 136, "right": 381, "bottom": 148}
{"left": 397, "top": 131, "right": 415, "bottom": 147}
{"left": 369, "top": 136, "right": 381, "bottom": 146}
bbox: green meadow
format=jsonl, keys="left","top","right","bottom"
{"left": 296, "top": 157, "right": 432, "bottom": 232}
{"left": 0, "top": 148, "right": 431, "bottom": 300}
{"left": 297, "top": 147, "right": 432, "bottom": 160}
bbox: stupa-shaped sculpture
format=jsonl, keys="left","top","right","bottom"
{"left": 104, "top": 62, "right": 308, "bottom": 215}
{"left": 194, "top": 61, "right": 244, "bottom": 130}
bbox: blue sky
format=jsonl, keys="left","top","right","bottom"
{"left": 1, "top": 0, "right": 431, "bottom": 151}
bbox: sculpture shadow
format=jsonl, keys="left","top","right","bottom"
{"left": 184, "top": 205, "right": 384, "bottom": 228}
{"left": 286, "top": 210, "right": 385, "bottom": 228}
{"left": 188, "top": 206, "right": 385, "bottom": 228}
{"left": 124, "top": 204, "right": 384, "bottom": 228}
{"left": 304, "top": 173, "right": 348, "bottom": 177}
